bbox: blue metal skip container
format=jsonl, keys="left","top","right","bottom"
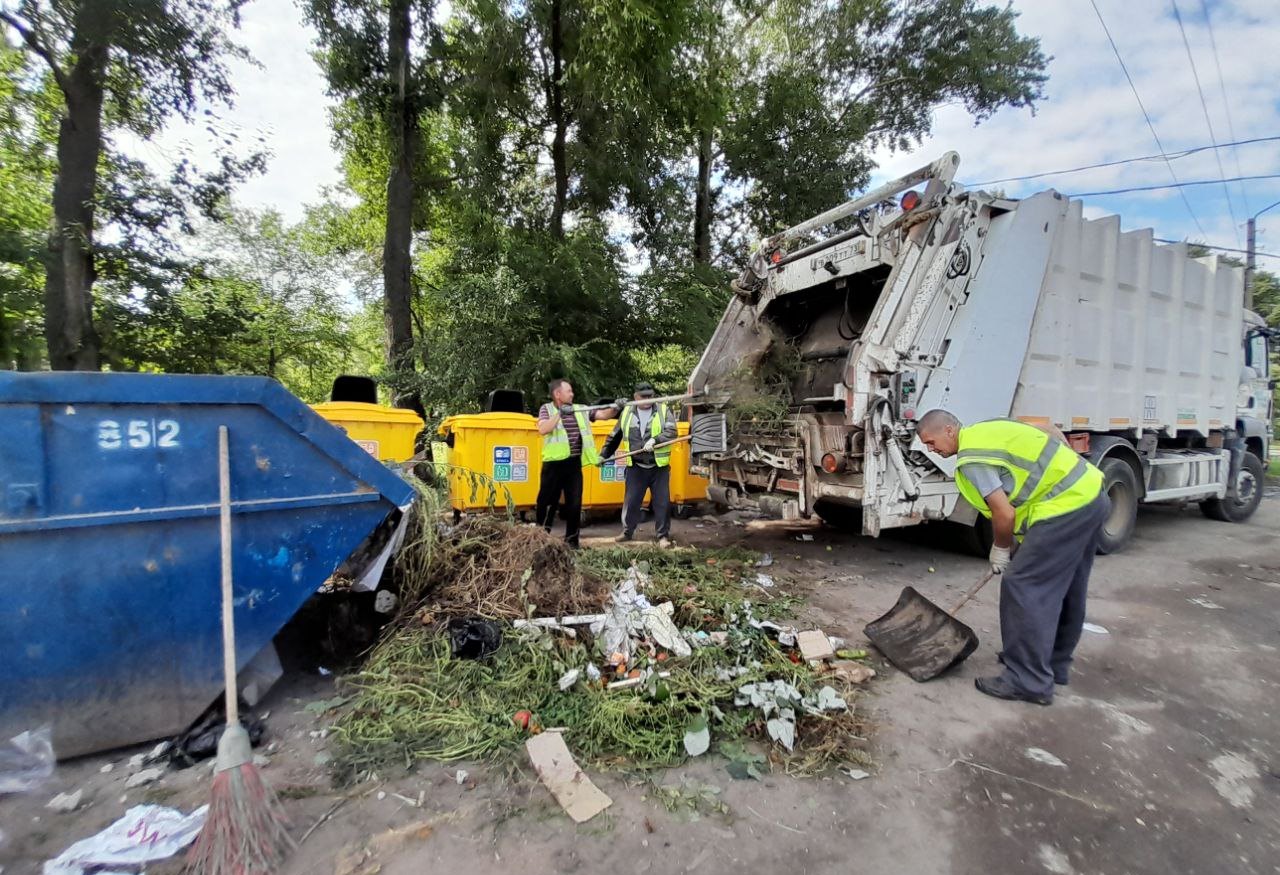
{"left": 0, "top": 373, "right": 415, "bottom": 758}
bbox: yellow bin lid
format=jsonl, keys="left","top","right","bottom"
{"left": 312, "top": 401, "right": 425, "bottom": 425}
{"left": 438, "top": 412, "right": 537, "bottom": 433}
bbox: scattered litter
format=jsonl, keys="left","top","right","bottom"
{"left": 839, "top": 767, "right": 870, "bottom": 781}
{"left": 797, "top": 630, "right": 836, "bottom": 662}
{"left": 1082, "top": 622, "right": 1109, "bottom": 635}
{"left": 585, "top": 663, "right": 601, "bottom": 682}
{"left": 373, "top": 589, "right": 398, "bottom": 614}
{"left": 318, "top": 666, "right": 333, "bottom": 676}
{"left": 756, "top": 553, "right": 774, "bottom": 567}
{"left": 827, "top": 660, "right": 876, "bottom": 684}
{"left": 683, "top": 715, "right": 711, "bottom": 757}
{"left": 128, "top": 754, "right": 146, "bottom": 771}
{"left": 376, "top": 790, "right": 386, "bottom": 801}
{"left": 557, "top": 668, "right": 582, "bottom": 691}
{"left": 124, "top": 768, "right": 164, "bottom": 789}
{"left": 148, "top": 741, "right": 171, "bottom": 761}
{"left": 42, "top": 804, "right": 206, "bottom": 875}
{"left": 46, "top": 790, "right": 83, "bottom": 813}
{"left": 391, "top": 792, "right": 419, "bottom": 807}
{"left": 98, "top": 764, "right": 114, "bottom": 775}
{"left": 607, "top": 670, "right": 671, "bottom": 691}
{"left": 835, "top": 648, "right": 869, "bottom": 660}
{"left": 0, "top": 726, "right": 55, "bottom": 793}
{"left": 794, "top": 534, "right": 814, "bottom": 542}
{"left": 753, "top": 573, "right": 776, "bottom": 588}
{"left": 447, "top": 616, "right": 503, "bottom": 659}
{"left": 1024, "top": 747, "right": 1068, "bottom": 769}
{"left": 1188, "top": 596, "right": 1224, "bottom": 610}
{"left": 643, "top": 603, "right": 692, "bottom": 657}
{"left": 455, "top": 769, "right": 468, "bottom": 785}
{"left": 526, "top": 731, "right": 613, "bottom": 823}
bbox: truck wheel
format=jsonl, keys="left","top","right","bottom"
{"left": 1200, "top": 452, "right": 1265, "bottom": 523}
{"left": 1097, "top": 457, "right": 1139, "bottom": 554}
{"left": 955, "top": 516, "right": 994, "bottom": 557}
{"left": 814, "top": 500, "right": 862, "bottom": 531}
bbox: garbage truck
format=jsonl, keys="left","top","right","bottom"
{"left": 687, "top": 152, "right": 1274, "bottom": 552}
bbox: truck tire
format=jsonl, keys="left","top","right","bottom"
{"left": 1199, "top": 452, "right": 1265, "bottom": 523}
{"left": 1097, "top": 457, "right": 1139, "bottom": 554}
{"left": 955, "top": 516, "right": 994, "bottom": 557}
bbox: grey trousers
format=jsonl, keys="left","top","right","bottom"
{"left": 622, "top": 465, "right": 671, "bottom": 539}
{"left": 997, "top": 493, "right": 1111, "bottom": 698}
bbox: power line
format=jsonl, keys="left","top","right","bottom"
{"left": 1171, "top": 0, "right": 1241, "bottom": 245}
{"left": 1065, "top": 174, "right": 1280, "bottom": 197}
{"left": 1088, "top": 0, "right": 1208, "bottom": 237}
{"left": 966, "top": 134, "right": 1280, "bottom": 187}
{"left": 1199, "top": 0, "right": 1251, "bottom": 216}
{"left": 1154, "top": 239, "right": 1280, "bottom": 261}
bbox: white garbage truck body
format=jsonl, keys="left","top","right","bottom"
{"left": 688, "top": 153, "right": 1272, "bottom": 550}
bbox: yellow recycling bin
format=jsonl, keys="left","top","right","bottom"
{"left": 311, "top": 401, "right": 424, "bottom": 462}
{"left": 437, "top": 412, "right": 542, "bottom": 513}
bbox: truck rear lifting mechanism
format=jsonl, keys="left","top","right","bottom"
{"left": 688, "top": 152, "right": 1273, "bottom": 552}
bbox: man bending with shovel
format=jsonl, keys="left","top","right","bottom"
{"left": 916, "top": 410, "right": 1110, "bottom": 705}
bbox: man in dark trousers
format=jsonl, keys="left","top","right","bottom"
{"left": 915, "top": 410, "right": 1110, "bottom": 705}
{"left": 536, "top": 379, "right": 616, "bottom": 547}
{"left": 600, "top": 382, "right": 678, "bottom": 548}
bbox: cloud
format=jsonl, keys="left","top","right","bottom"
{"left": 870, "top": 0, "right": 1280, "bottom": 256}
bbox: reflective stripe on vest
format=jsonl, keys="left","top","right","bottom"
{"left": 618, "top": 405, "right": 671, "bottom": 467}
{"left": 541, "top": 405, "right": 601, "bottom": 467}
{"left": 954, "top": 420, "right": 1103, "bottom": 537}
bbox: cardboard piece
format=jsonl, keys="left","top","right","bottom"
{"left": 526, "top": 731, "right": 613, "bottom": 823}
{"left": 796, "top": 630, "right": 835, "bottom": 661}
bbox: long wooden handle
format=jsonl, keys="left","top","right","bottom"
{"left": 218, "top": 426, "right": 238, "bottom": 726}
{"left": 947, "top": 570, "right": 996, "bottom": 617}
{"left": 607, "top": 435, "right": 691, "bottom": 463}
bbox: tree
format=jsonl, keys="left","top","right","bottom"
{"left": 0, "top": 41, "right": 54, "bottom": 369}
{"left": 0, "top": 0, "right": 253, "bottom": 370}
{"left": 672, "top": 0, "right": 1048, "bottom": 266}
{"left": 305, "top": 0, "right": 446, "bottom": 409}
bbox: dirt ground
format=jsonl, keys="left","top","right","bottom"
{"left": 3, "top": 495, "right": 1277, "bottom": 875}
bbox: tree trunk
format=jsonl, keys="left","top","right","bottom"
{"left": 383, "top": 0, "right": 418, "bottom": 408}
{"left": 548, "top": 0, "right": 568, "bottom": 240}
{"left": 45, "top": 48, "right": 107, "bottom": 371}
{"left": 693, "top": 127, "right": 714, "bottom": 264}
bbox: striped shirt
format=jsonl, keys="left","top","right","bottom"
{"left": 539, "top": 403, "right": 583, "bottom": 455}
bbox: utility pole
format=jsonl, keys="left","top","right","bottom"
{"left": 1246, "top": 217, "right": 1255, "bottom": 310}
{"left": 1246, "top": 199, "right": 1280, "bottom": 311}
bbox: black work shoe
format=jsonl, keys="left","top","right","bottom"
{"left": 975, "top": 675, "right": 1052, "bottom": 706}
{"left": 996, "top": 651, "right": 1068, "bottom": 686}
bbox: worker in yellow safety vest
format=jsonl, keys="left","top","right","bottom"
{"left": 600, "top": 382, "right": 678, "bottom": 548}
{"left": 536, "top": 378, "right": 610, "bottom": 548}
{"left": 916, "top": 410, "right": 1110, "bottom": 706}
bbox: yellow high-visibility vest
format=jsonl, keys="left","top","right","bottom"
{"left": 541, "top": 405, "right": 601, "bottom": 467}
{"left": 954, "top": 419, "right": 1103, "bottom": 537}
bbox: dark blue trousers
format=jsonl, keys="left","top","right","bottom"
{"left": 997, "top": 493, "right": 1111, "bottom": 698}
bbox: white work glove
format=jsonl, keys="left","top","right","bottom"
{"left": 989, "top": 544, "right": 1012, "bottom": 574}
{"left": 642, "top": 438, "right": 656, "bottom": 452}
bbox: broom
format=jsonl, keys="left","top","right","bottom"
{"left": 187, "top": 425, "right": 294, "bottom": 874}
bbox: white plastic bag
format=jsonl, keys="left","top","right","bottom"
{"left": 43, "top": 804, "right": 208, "bottom": 875}
{"left": 0, "top": 726, "right": 55, "bottom": 794}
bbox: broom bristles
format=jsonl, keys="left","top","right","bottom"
{"left": 186, "top": 762, "right": 294, "bottom": 875}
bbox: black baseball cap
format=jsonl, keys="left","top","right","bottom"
{"left": 634, "top": 382, "right": 656, "bottom": 397}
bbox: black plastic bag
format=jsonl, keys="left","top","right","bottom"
{"left": 169, "top": 705, "right": 266, "bottom": 769}
{"left": 448, "top": 617, "right": 503, "bottom": 659}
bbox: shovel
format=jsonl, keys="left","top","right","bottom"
{"left": 863, "top": 569, "right": 996, "bottom": 682}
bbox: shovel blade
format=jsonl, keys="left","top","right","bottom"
{"left": 863, "top": 586, "right": 979, "bottom": 682}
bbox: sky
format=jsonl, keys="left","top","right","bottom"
{"left": 139, "top": 0, "right": 1280, "bottom": 266}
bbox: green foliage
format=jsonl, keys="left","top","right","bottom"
{"left": 0, "top": 44, "right": 54, "bottom": 368}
